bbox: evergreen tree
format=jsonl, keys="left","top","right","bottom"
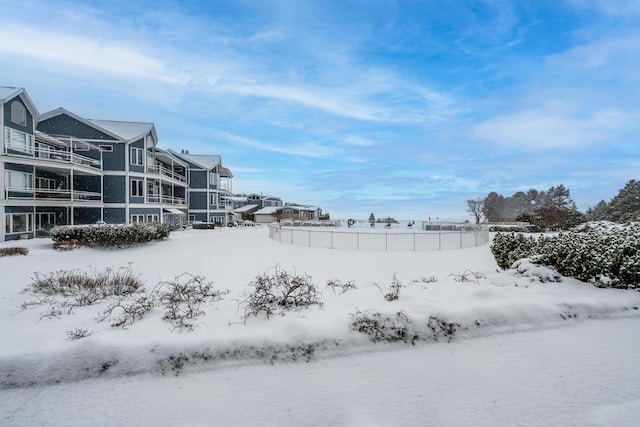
{"left": 585, "top": 200, "right": 610, "bottom": 221}
{"left": 608, "top": 179, "right": 640, "bottom": 222}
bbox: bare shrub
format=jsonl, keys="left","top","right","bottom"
{"left": 412, "top": 276, "right": 438, "bottom": 284}
{"left": 53, "top": 240, "right": 90, "bottom": 251}
{"left": 97, "top": 293, "right": 155, "bottom": 328}
{"left": 383, "top": 273, "right": 403, "bottom": 301}
{"left": 27, "top": 267, "right": 143, "bottom": 298}
{"left": 326, "top": 278, "right": 357, "bottom": 294}
{"left": 66, "top": 327, "right": 91, "bottom": 340}
{"left": 240, "top": 265, "right": 323, "bottom": 322}
{"left": 157, "top": 273, "right": 229, "bottom": 331}
{"left": 447, "top": 270, "right": 484, "bottom": 283}
{"left": 22, "top": 267, "right": 144, "bottom": 323}
{"left": 0, "top": 247, "right": 29, "bottom": 256}
{"left": 349, "top": 310, "right": 418, "bottom": 344}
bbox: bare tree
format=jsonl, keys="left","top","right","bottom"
{"left": 466, "top": 198, "right": 485, "bottom": 224}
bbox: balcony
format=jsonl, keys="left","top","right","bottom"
{"left": 3, "top": 142, "right": 102, "bottom": 169}
{"left": 147, "top": 164, "right": 187, "bottom": 183}
{"left": 5, "top": 187, "right": 102, "bottom": 201}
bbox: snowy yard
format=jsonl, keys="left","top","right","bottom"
{"left": 1, "top": 226, "right": 639, "bottom": 426}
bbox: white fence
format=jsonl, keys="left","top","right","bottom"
{"left": 268, "top": 224, "right": 490, "bottom": 251}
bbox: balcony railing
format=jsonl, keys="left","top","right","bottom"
{"left": 147, "top": 194, "right": 186, "bottom": 205}
{"left": 3, "top": 143, "right": 102, "bottom": 169}
{"left": 5, "top": 187, "right": 102, "bottom": 201}
{"left": 147, "top": 165, "right": 187, "bottom": 183}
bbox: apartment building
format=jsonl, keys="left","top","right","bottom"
{"left": 1, "top": 86, "right": 232, "bottom": 242}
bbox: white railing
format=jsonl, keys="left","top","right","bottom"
{"left": 268, "top": 224, "right": 490, "bottom": 252}
{"left": 147, "top": 165, "right": 187, "bottom": 183}
{"left": 4, "top": 142, "right": 101, "bottom": 169}
{"left": 147, "top": 194, "right": 186, "bottom": 205}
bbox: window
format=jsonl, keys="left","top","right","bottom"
{"left": 36, "top": 213, "right": 55, "bottom": 230}
{"left": 130, "top": 214, "right": 144, "bottom": 223}
{"left": 37, "top": 177, "right": 56, "bottom": 190}
{"left": 130, "top": 147, "right": 143, "bottom": 166}
{"left": 209, "top": 172, "right": 218, "bottom": 187}
{"left": 131, "top": 179, "right": 144, "bottom": 197}
{"left": 10, "top": 101, "right": 27, "bottom": 126}
{"left": 5, "top": 213, "right": 33, "bottom": 234}
{"left": 146, "top": 214, "right": 159, "bottom": 223}
{"left": 5, "top": 170, "right": 33, "bottom": 191}
{"left": 74, "top": 142, "right": 89, "bottom": 151}
{"left": 99, "top": 145, "right": 113, "bottom": 152}
{"left": 4, "top": 127, "right": 34, "bottom": 154}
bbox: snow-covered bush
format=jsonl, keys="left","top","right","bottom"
{"left": 240, "top": 265, "right": 323, "bottom": 321}
{"left": 50, "top": 223, "right": 172, "bottom": 248}
{"left": 349, "top": 310, "right": 418, "bottom": 344}
{"left": 0, "top": 247, "right": 28, "bottom": 256}
{"left": 491, "top": 223, "right": 640, "bottom": 289}
{"left": 491, "top": 232, "right": 541, "bottom": 270}
{"left": 426, "top": 315, "right": 461, "bottom": 342}
{"left": 192, "top": 222, "right": 216, "bottom": 230}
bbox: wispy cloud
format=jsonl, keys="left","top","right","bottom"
{"left": 0, "top": 24, "right": 187, "bottom": 84}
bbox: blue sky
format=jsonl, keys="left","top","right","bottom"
{"left": 2, "top": 0, "right": 638, "bottom": 220}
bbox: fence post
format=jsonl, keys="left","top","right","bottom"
{"left": 331, "top": 230, "right": 334, "bottom": 249}
{"left": 438, "top": 232, "right": 441, "bottom": 250}
{"left": 385, "top": 233, "right": 388, "bottom": 251}
{"left": 357, "top": 232, "right": 360, "bottom": 251}
{"left": 460, "top": 231, "right": 463, "bottom": 249}
{"left": 413, "top": 232, "right": 416, "bottom": 251}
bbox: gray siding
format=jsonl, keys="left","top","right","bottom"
{"left": 73, "top": 207, "right": 101, "bottom": 225}
{"left": 103, "top": 208, "right": 126, "bottom": 224}
{"left": 37, "top": 114, "right": 114, "bottom": 140}
{"left": 100, "top": 142, "right": 126, "bottom": 171}
{"left": 3, "top": 96, "right": 34, "bottom": 133}
{"left": 189, "top": 192, "right": 207, "bottom": 209}
{"left": 189, "top": 170, "right": 207, "bottom": 189}
{"left": 103, "top": 176, "right": 126, "bottom": 203}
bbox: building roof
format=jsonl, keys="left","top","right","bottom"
{"left": 88, "top": 119, "right": 157, "bottom": 143}
{"left": 234, "top": 204, "right": 259, "bottom": 213}
{"left": 39, "top": 108, "right": 124, "bottom": 141}
{"left": 254, "top": 207, "right": 279, "bottom": 215}
{"left": 153, "top": 148, "right": 189, "bottom": 168}
{"left": 169, "top": 150, "right": 222, "bottom": 170}
{"left": 0, "top": 86, "right": 40, "bottom": 118}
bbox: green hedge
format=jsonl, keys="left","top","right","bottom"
{"left": 491, "top": 223, "right": 640, "bottom": 289}
{"left": 50, "top": 223, "right": 172, "bottom": 248}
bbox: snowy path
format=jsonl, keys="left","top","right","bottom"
{"left": 2, "top": 317, "right": 639, "bottom": 427}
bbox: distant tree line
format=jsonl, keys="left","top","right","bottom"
{"left": 466, "top": 179, "right": 640, "bottom": 231}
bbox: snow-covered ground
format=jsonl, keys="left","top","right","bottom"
{"left": 1, "top": 226, "right": 639, "bottom": 426}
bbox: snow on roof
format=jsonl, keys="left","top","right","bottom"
{"left": 0, "top": 86, "right": 21, "bottom": 102}
{"left": 281, "top": 205, "right": 319, "bottom": 211}
{"left": 254, "top": 207, "right": 279, "bottom": 215}
{"left": 0, "top": 86, "right": 39, "bottom": 117}
{"left": 234, "top": 204, "right": 259, "bottom": 213}
{"left": 88, "top": 119, "right": 155, "bottom": 141}
{"left": 170, "top": 150, "right": 222, "bottom": 170}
